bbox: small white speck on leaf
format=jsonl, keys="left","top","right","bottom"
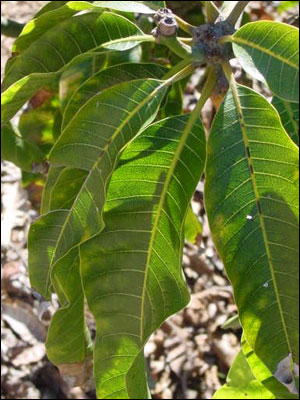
{"left": 246, "top": 215, "right": 253, "bottom": 220}
{"left": 263, "top": 282, "right": 269, "bottom": 288}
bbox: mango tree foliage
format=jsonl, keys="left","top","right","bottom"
{"left": 205, "top": 83, "right": 299, "bottom": 385}
{"left": 1, "top": 1, "right": 299, "bottom": 399}
{"left": 80, "top": 114, "right": 206, "bottom": 398}
{"left": 231, "top": 21, "right": 299, "bottom": 102}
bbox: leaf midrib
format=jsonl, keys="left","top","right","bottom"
{"left": 139, "top": 112, "right": 203, "bottom": 342}
{"left": 232, "top": 35, "right": 299, "bottom": 70}
{"left": 45, "top": 79, "right": 167, "bottom": 294}
{"left": 230, "top": 81, "right": 293, "bottom": 358}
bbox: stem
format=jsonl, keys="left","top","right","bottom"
{"left": 1, "top": 16, "right": 24, "bottom": 38}
{"left": 174, "top": 14, "right": 196, "bottom": 35}
{"left": 164, "top": 63, "right": 195, "bottom": 85}
{"left": 163, "top": 58, "right": 192, "bottom": 80}
{"left": 193, "top": 66, "right": 217, "bottom": 114}
{"left": 222, "top": 60, "right": 233, "bottom": 84}
{"left": 226, "top": 1, "right": 250, "bottom": 26}
{"left": 219, "top": 35, "right": 233, "bottom": 45}
{"left": 204, "top": 1, "right": 220, "bottom": 23}
{"left": 158, "top": 36, "right": 192, "bottom": 59}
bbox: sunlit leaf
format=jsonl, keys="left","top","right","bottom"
{"left": 80, "top": 114, "right": 206, "bottom": 398}
{"left": 232, "top": 21, "right": 299, "bottom": 102}
{"left": 205, "top": 84, "right": 299, "bottom": 379}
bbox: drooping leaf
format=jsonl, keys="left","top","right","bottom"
{"left": 184, "top": 203, "right": 202, "bottom": 244}
{"left": 1, "top": 122, "right": 44, "bottom": 172}
{"left": 242, "top": 337, "right": 299, "bottom": 399}
{"left": 46, "top": 247, "right": 93, "bottom": 365}
{"left": 28, "top": 77, "right": 169, "bottom": 299}
{"left": 205, "top": 84, "right": 299, "bottom": 381}
{"left": 62, "top": 62, "right": 167, "bottom": 129}
{"left": 213, "top": 349, "right": 275, "bottom": 399}
{"left": 32, "top": 166, "right": 92, "bottom": 375}
{"left": 231, "top": 21, "right": 299, "bottom": 102}
{"left": 1, "top": 12, "right": 147, "bottom": 126}
{"left": 80, "top": 114, "right": 206, "bottom": 399}
{"left": 272, "top": 96, "right": 299, "bottom": 145}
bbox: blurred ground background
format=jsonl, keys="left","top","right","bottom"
{"left": 1, "top": 1, "right": 299, "bottom": 399}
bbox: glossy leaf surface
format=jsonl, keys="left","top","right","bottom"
{"left": 232, "top": 21, "right": 299, "bottom": 102}
{"left": 28, "top": 77, "right": 168, "bottom": 299}
{"left": 62, "top": 62, "right": 166, "bottom": 129}
{"left": 205, "top": 84, "right": 299, "bottom": 378}
{"left": 80, "top": 114, "right": 206, "bottom": 398}
{"left": 1, "top": 12, "right": 145, "bottom": 126}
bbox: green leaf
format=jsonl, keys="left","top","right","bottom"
{"left": 184, "top": 204, "right": 202, "bottom": 244}
{"left": 59, "top": 56, "right": 107, "bottom": 112}
{"left": 40, "top": 166, "right": 65, "bottom": 214}
{"left": 35, "top": 1, "right": 70, "bottom": 18}
{"left": 272, "top": 96, "right": 299, "bottom": 145}
{"left": 160, "top": 81, "right": 183, "bottom": 118}
{"left": 232, "top": 21, "right": 299, "bottom": 102}
{"left": 13, "top": 1, "right": 156, "bottom": 53}
{"left": 221, "top": 314, "right": 241, "bottom": 330}
{"left": 5, "top": 12, "right": 144, "bottom": 87}
{"left": 242, "top": 337, "right": 299, "bottom": 399}
{"left": 205, "top": 84, "right": 299, "bottom": 381}
{"left": 62, "top": 62, "right": 167, "bottom": 129}
{"left": 213, "top": 349, "right": 275, "bottom": 399}
{"left": 80, "top": 114, "right": 206, "bottom": 398}
{"left": 28, "top": 78, "right": 168, "bottom": 299}
{"left": 278, "top": 1, "right": 299, "bottom": 14}
{"left": 1, "top": 122, "right": 44, "bottom": 172}
{"left": 13, "top": 2, "right": 96, "bottom": 52}
{"left": 1, "top": 12, "right": 147, "bottom": 126}
{"left": 18, "top": 97, "right": 60, "bottom": 156}
{"left": 45, "top": 247, "right": 92, "bottom": 365}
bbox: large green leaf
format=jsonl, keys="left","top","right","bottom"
{"left": 28, "top": 77, "right": 169, "bottom": 299}
{"left": 80, "top": 114, "right": 206, "bottom": 399}
{"left": 242, "top": 337, "right": 299, "bottom": 399}
{"left": 1, "top": 12, "right": 147, "bottom": 126}
{"left": 1, "top": 122, "right": 44, "bottom": 172}
{"left": 13, "top": 1, "right": 157, "bottom": 53}
{"left": 205, "top": 84, "right": 299, "bottom": 383}
{"left": 213, "top": 349, "right": 275, "bottom": 399}
{"left": 62, "top": 62, "right": 166, "bottom": 129}
{"left": 231, "top": 21, "right": 299, "bottom": 102}
{"left": 272, "top": 96, "right": 299, "bottom": 145}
